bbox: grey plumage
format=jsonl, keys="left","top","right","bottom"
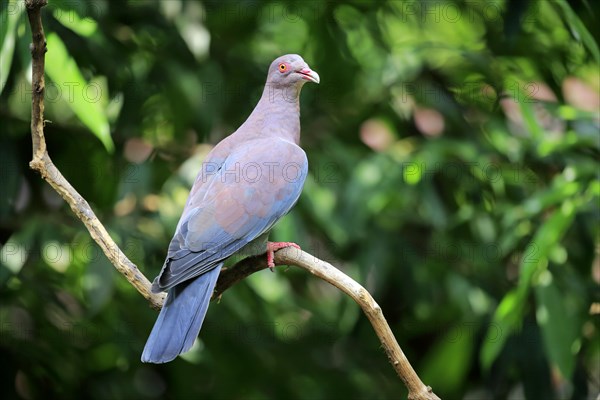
{"left": 141, "top": 54, "right": 319, "bottom": 363}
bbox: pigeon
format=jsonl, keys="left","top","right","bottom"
{"left": 141, "top": 54, "right": 319, "bottom": 363}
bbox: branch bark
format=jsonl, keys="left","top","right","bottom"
{"left": 25, "top": 2, "right": 440, "bottom": 399}
{"left": 213, "top": 248, "right": 441, "bottom": 400}
{"left": 25, "top": 0, "right": 165, "bottom": 310}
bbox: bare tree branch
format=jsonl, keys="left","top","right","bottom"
{"left": 25, "top": 2, "right": 440, "bottom": 399}
{"left": 214, "top": 248, "right": 441, "bottom": 400}
{"left": 25, "top": 0, "right": 165, "bottom": 310}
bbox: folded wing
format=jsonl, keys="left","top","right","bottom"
{"left": 152, "top": 137, "right": 308, "bottom": 292}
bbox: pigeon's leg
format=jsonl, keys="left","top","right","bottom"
{"left": 266, "top": 242, "right": 301, "bottom": 271}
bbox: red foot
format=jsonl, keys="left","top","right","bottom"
{"left": 266, "top": 242, "right": 301, "bottom": 271}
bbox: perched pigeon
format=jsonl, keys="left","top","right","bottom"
{"left": 141, "top": 54, "right": 319, "bottom": 363}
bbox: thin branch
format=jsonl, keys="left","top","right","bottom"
{"left": 25, "top": 0, "right": 165, "bottom": 310}
{"left": 25, "top": 2, "right": 440, "bottom": 399}
{"left": 213, "top": 248, "right": 441, "bottom": 400}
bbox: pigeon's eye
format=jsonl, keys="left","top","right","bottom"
{"left": 278, "top": 63, "right": 288, "bottom": 73}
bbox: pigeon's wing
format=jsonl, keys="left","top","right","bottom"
{"left": 152, "top": 137, "right": 308, "bottom": 292}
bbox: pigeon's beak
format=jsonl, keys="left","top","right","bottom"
{"left": 297, "top": 67, "right": 320, "bottom": 84}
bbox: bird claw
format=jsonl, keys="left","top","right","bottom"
{"left": 266, "top": 242, "right": 301, "bottom": 271}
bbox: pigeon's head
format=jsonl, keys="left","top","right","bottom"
{"left": 266, "top": 54, "right": 320, "bottom": 88}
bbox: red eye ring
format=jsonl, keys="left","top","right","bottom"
{"left": 278, "top": 63, "right": 288, "bottom": 73}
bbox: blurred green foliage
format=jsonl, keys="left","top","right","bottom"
{"left": 1, "top": 0, "right": 599, "bottom": 399}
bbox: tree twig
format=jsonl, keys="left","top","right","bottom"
{"left": 214, "top": 248, "right": 441, "bottom": 400}
{"left": 25, "top": 0, "right": 165, "bottom": 310}
{"left": 25, "top": 2, "right": 440, "bottom": 399}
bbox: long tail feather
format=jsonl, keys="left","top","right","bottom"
{"left": 141, "top": 264, "right": 222, "bottom": 363}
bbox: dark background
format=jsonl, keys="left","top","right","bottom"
{"left": 1, "top": 0, "right": 599, "bottom": 399}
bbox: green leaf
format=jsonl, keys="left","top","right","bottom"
{"left": 482, "top": 201, "right": 577, "bottom": 370}
{"left": 480, "top": 289, "right": 525, "bottom": 371}
{"left": 0, "top": 1, "right": 23, "bottom": 94}
{"left": 534, "top": 272, "right": 579, "bottom": 379}
{"left": 502, "top": 179, "right": 579, "bottom": 230}
{"left": 45, "top": 33, "right": 113, "bottom": 152}
{"left": 518, "top": 202, "right": 576, "bottom": 289}
{"left": 553, "top": 0, "right": 600, "bottom": 63}
{"left": 421, "top": 324, "right": 474, "bottom": 395}
{"left": 52, "top": 8, "right": 97, "bottom": 37}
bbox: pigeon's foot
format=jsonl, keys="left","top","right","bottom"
{"left": 266, "top": 242, "right": 301, "bottom": 271}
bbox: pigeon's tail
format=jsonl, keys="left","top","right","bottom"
{"left": 141, "top": 263, "right": 222, "bottom": 364}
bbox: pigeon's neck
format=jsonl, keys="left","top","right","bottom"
{"left": 243, "top": 83, "right": 302, "bottom": 145}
